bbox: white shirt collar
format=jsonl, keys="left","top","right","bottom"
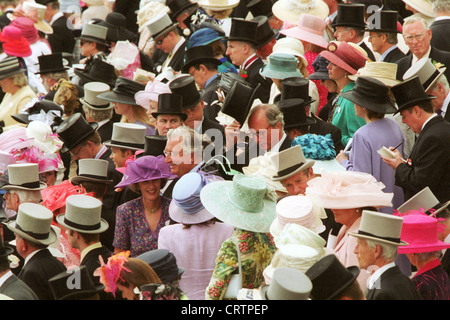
{"left": 268, "top": 132, "right": 287, "bottom": 153}
{"left": 50, "top": 11, "right": 64, "bottom": 25}
{"left": 367, "top": 262, "right": 396, "bottom": 289}
{"left": 412, "top": 46, "right": 431, "bottom": 64}
{"left": 0, "top": 271, "right": 13, "bottom": 288}
{"left": 23, "top": 248, "right": 46, "bottom": 267}
{"left": 440, "top": 92, "right": 450, "bottom": 116}
{"left": 421, "top": 113, "right": 437, "bottom": 131}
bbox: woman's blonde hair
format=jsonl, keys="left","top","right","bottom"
{"left": 53, "top": 79, "right": 81, "bottom": 117}
{"left": 122, "top": 105, "right": 152, "bottom": 126}
{"left": 12, "top": 72, "right": 28, "bottom": 88}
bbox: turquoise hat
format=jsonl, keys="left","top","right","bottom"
{"left": 260, "top": 53, "right": 303, "bottom": 80}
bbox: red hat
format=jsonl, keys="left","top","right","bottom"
{"left": 10, "top": 16, "right": 39, "bottom": 45}
{"left": 319, "top": 41, "right": 367, "bottom": 75}
{"left": 397, "top": 211, "right": 450, "bottom": 254}
{"left": 0, "top": 25, "right": 32, "bottom": 57}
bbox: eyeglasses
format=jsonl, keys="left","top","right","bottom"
{"left": 155, "top": 37, "right": 166, "bottom": 45}
{"left": 404, "top": 33, "right": 425, "bottom": 43}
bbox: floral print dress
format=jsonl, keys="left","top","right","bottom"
{"left": 205, "top": 229, "right": 276, "bottom": 300}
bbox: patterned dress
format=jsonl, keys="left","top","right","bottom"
{"left": 205, "top": 229, "right": 276, "bottom": 300}
{"left": 412, "top": 259, "right": 450, "bottom": 300}
{"left": 113, "top": 196, "right": 172, "bottom": 257}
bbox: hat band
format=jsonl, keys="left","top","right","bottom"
{"left": 423, "top": 68, "right": 441, "bottom": 90}
{"left": 277, "top": 162, "right": 305, "bottom": 178}
{"left": 63, "top": 217, "right": 101, "bottom": 231}
{"left": 357, "top": 230, "right": 401, "bottom": 244}
{"left": 10, "top": 181, "right": 41, "bottom": 189}
{"left": 110, "top": 139, "right": 144, "bottom": 149}
{"left": 16, "top": 223, "right": 49, "bottom": 240}
{"left": 79, "top": 173, "right": 108, "bottom": 180}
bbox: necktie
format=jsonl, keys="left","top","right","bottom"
{"left": 436, "top": 109, "right": 443, "bottom": 116}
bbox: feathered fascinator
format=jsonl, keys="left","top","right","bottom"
{"left": 41, "top": 180, "right": 84, "bottom": 214}
{"left": 94, "top": 251, "right": 131, "bottom": 297}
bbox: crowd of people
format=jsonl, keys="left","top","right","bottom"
{"left": 0, "top": 0, "right": 448, "bottom": 302}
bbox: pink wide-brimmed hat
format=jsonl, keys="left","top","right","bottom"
{"left": 10, "top": 16, "right": 39, "bottom": 45}
{"left": 397, "top": 212, "right": 450, "bottom": 254}
{"left": 0, "top": 25, "right": 32, "bottom": 57}
{"left": 319, "top": 41, "right": 368, "bottom": 75}
{"left": 134, "top": 79, "right": 171, "bottom": 111}
{"left": 280, "top": 13, "right": 329, "bottom": 49}
{"left": 115, "top": 155, "right": 177, "bottom": 188}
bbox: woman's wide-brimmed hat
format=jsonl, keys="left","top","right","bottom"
{"left": 271, "top": 37, "right": 308, "bottom": 69}
{"left": 0, "top": 25, "right": 31, "bottom": 57}
{"left": 10, "top": 16, "right": 39, "bottom": 44}
{"left": 169, "top": 172, "right": 215, "bottom": 224}
{"left": 200, "top": 174, "right": 277, "bottom": 233}
{"left": 270, "top": 145, "right": 315, "bottom": 182}
{"left": 390, "top": 76, "right": 435, "bottom": 114}
{"left": 349, "top": 210, "right": 409, "bottom": 246}
{"left": 35, "top": 52, "right": 70, "bottom": 75}
{"left": 403, "top": 56, "right": 447, "bottom": 92}
{"left": 187, "top": 26, "right": 225, "bottom": 49}
{"left": 280, "top": 13, "right": 329, "bottom": 49}
{"left": 0, "top": 56, "right": 26, "bottom": 80}
{"left": 137, "top": 249, "right": 184, "bottom": 283}
{"left": 56, "top": 113, "right": 99, "bottom": 153}
{"left": 11, "top": 99, "right": 64, "bottom": 126}
{"left": 340, "top": 76, "right": 398, "bottom": 114}
{"left": 21, "top": 0, "right": 53, "bottom": 34}
{"left": 71, "top": 159, "right": 114, "bottom": 185}
{"left": 271, "top": 195, "right": 325, "bottom": 237}
{"left": 79, "top": 82, "right": 113, "bottom": 111}
{"left": 197, "top": 0, "right": 239, "bottom": 10}
{"left": 97, "top": 12, "right": 137, "bottom": 43}
{"left": 56, "top": 194, "right": 109, "bottom": 234}
{"left": 2, "top": 163, "right": 47, "bottom": 191}
{"left": 260, "top": 52, "right": 303, "bottom": 80}
{"left": 305, "top": 254, "right": 360, "bottom": 300}
{"left": 7, "top": 202, "right": 58, "bottom": 246}
{"left": 331, "top": 3, "right": 366, "bottom": 29}
{"left": 181, "top": 45, "right": 221, "bottom": 74}
{"left": 151, "top": 92, "right": 188, "bottom": 121}
{"left": 402, "top": 0, "right": 435, "bottom": 18}
{"left": 272, "top": 0, "right": 329, "bottom": 24}
{"left": 319, "top": 41, "right": 368, "bottom": 75}
{"left": 104, "top": 122, "right": 146, "bottom": 151}
{"left": 397, "top": 213, "right": 450, "bottom": 254}
{"left": 306, "top": 171, "right": 393, "bottom": 209}
{"left": 97, "top": 77, "right": 146, "bottom": 106}
{"left": 348, "top": 61, "right": 400, "bottom": 87}
{"left": 260, "top": 267, "right": 312, "bottom": 300}
{"left": 115, "top": 155, "right": 177, "bottom": 188}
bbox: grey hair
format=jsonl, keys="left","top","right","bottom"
{"left": 413, "top": 250, "right": 441, "bottom": 262}
{"left": 432, "top": 0, "right": 450, "bottom": 13}
{"left": 403, "top": 15, "right": 429, "bottom": 31}
{"left": 11, "top": 190, "right": 42, "bottom": 204}
{"left": 166, "top": 126, "right": 206, "bottom": 159}
{"left": 429, "top": 73, "right": 450, "bottom": 92}
{"left": 365, "top": 238, "right": 399, "bottom": 262}
{"left": 249, "top": 104, "right": 285, "bottom": 128}
{"left": 82, "top": 105, "right": 113, "bottom": 122}
{"left": 43, "top": 71, "right": 69, "bottom": 82}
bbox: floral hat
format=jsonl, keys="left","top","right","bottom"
{"left": 115, "top": 155, "right": 177, "bottom": 189}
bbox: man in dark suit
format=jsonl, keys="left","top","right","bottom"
{"left": 8, "top": 203, "right": 67, "bottom": 300}
{"left": 396, "top": 16, "right": 450, "bottom": 81}
{"left": 429, "top": 0, "right": 450, "bottom": 52}
{"left": 426, "top": 73, "right": 450, "bottom": 122}
{"left": 225, "top": 18, "right": 272, "bottom": 103}
{"left": 38, "top": 0, "right": 75, "bottom": 54}
{"left": 351, "top": 210, "right": 422, "bottom": 300}
{"left": 383, "top": 76, "right": 450, "bottom": 204}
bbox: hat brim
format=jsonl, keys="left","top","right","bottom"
{"left": 80, "top": 98, "right": 114, "bottom": 111}
{"left": 7, "top": 222, "right": 58, "bottom": 246}
{"left": 393, "top": 95, "right": 436, "bottom": 115}
{"left": 340, "top": 91, "right": 398, "bottom": 114}
{"left": 97, "top": 91, "right": 139, "bottom": 106}
{"left": 56, "top": 214, "right": 109, "bottom": 234}
{"left": 349, "top": 231, "right": 409, "bottom": 246}
{"left": 326, "top": 265, "right": 360, "bottom": 300}
{"left": 71, "top": 175, "right": 114, "bottom": 185}
{"left": 270, "top": 217, "right": 325, "bottom": 238}
{"left": 35, "top": 66, "right": 70, "bottom": 75}
{"left": 76, "top": 35, "right": 108, "bottom": 46}
{"left": 320, "top": 51, "right": 357, "bottom": 75}
{"left": 284, "top": 116, "right": 317, "bottom": 128}
{"left": 182, "top": 57, "right": 222, "bottom": 74}
{"left": 260, "top": 65, "right": 303, "bottom": 80}
{"left": 168, "top": 200, "right": 215, "bottom": 224}
{"left": 272, "top": 0, "right": 329, "bottom": 23}
{"left": 103, "top": 140, "right": 145, "bottom": 151}
{"left": 347, "top": 74, "right": 400, "bottom": 87}
{"left": 151, "top": 111, "right": 188, "bottom": 121}
{"left": 2, "top": 181, "right": 47, "bottom": 191}
{"left": 198, "top": 0, "right": 239, "bottom": 10}
{"left": 271, "top": 160, "right": 315, "bottom": 182}
{"left": 397, "top": 240, "right": 450, "bottom": 254}
{"left": 308, "top": 71, "right": 330, "bottom": 81}
{"left": 199, "top": 180, "right": 277, "bottom": 233}
{"left": 60, "top": 122, "right": 99, "bottom": 153}
{"left": 0, "top": 68, "right": 26, "bottom": 80}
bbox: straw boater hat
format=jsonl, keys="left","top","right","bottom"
{"left": 259, "top": 267, "right": 312, "bottom": 300}
{"left": 71, "top": 159, "right": 114, "bottom": 185}
{"left": 56, "top": 194, "right": 109, "bottom": 234}
{"left": 349, "top": 210, "right": 409, "bottom": 246}
{"left": 104, "top": 122, "right": 147, "bottom": 151}
{"left": 348, "top": 61, "right": 401, "bottom": 87}
{"left": 200, "top": 174, "right": 277, "bottom": 233}
{"left": 402, "top": 56, "right": 447, "bottom": 91}
{"left": 280, "top": 13, "right": 329, "bottom": 49}
{"left": 270, "top": 145, "right": 315, "bottom": 182}
{"left": 2, "top": 163, "right": 47, "bottom": 191}
{"left": 7, "top": 202, "right": 58, "bottom": 245}
{"left": 79, "top": 82, "right": 113, "bottom": 111}
{"left": 272, "top": 0, "right": 329, "bottom": 24}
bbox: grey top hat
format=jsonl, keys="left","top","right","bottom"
{"left": 80, "top": 82, "right": 113, "bottom": 110}
{"left": 56, "top": 194, "right": 109, "bottom": 234}
{"left": 104, "top": 122, "right": 147, "bottom": 151}
{"left": 78, "top": 23, "right": 108, "bottom": 45}
{"left": 71, "top": 159, "right": 114, "bottom": 185}
{"left": 349, "top": 210, "right": 409, "bottom": 246}
{"left": 270, "top": 145, "right": 315, "bottom": 181}
{"left": 403, "top": 57, "right": 447, "bottom": 92}
{"left": 260, "top": 267, "right": 313, "bottom": 300}
{"left": 147, "top": 12, "right": 178, "bottom": 40}
{"left": 2, "top": 163, "right": 47, "bottom": 191}
{"left": 396, "top": 186, "right": 440, "bottom": 214}
{"left": 7, "top": 202, "right": 58, "bottom": 245}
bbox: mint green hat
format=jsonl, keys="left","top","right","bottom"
{"left": 260, "top": 53, "right": 303, "bottom": 80}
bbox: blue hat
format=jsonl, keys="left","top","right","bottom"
{"left": 137, "top": 249, "right": 184, "bottom": 283}
{"left": 187, "top": 27, "right": 224, "bottom": 49}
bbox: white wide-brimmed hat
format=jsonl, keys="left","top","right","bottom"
{"left": 272, "top": 0, "right": 329, "bottom": 24}
{"left": 402, "top": 0, "right": 435, "bottom": 18}
{"left": 56, "top": 194, "right": 109, "bottom": 234}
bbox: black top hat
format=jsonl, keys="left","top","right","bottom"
{"left": 222, "top": 81, "right": 260, "bottom": 125}
{"left": 246, "top": 0, "right": 274, "bottom": 17}
{"left": 390, "top": 76, "right": 436, "bottom": 114}
{"left": 227, "top": 18, "right": 259, "bottom": 45}
{"left": 305, "top": 254, "right": 360, "bottom": 300}
{"left": 97, "top": 12, "right": 137, "bottom": 43}
{"left": 49, "top": 266, "right": 105, "bottom": 300}
{"left": 137, "top": 249, "right": 184, "bottom": 283}
{"left": 181, "top": 45, "right": 221, "bottom": 73}
{"left": 74, "top": 58, "right": 118, "bottom": 88}
{"left": 56, "top": 113, "right": 99, "bottom": 153}
{"left": 332, "top": 3, "right": 366, "bottom": 29}
{"left": 308, "top": 55, "right": 331, "bottom": 81}
{"left": 217, "top": 71, "right": 248, "bottom": 94}
{"left": 167, "top": 0, "right": 198, "bottom": 19}
{"left": 97, "top": 77, "right": 145, "bottom": 105}
{"left": 366, "top": 10, "right": 401, "bottom": 33}
{"left": 143, "top": 135, "right": 168, "bottom": 157}
{"left": 278, "top": 98, "right": 317, "bottom": 129}
{"left": 151, "top": 93, "right": 188, "bottom": 121}
{"left": 252, "top": 15, "right": 277, "bottom": 49}
{"left": 169, "top": 75, "right": 204, "bottom": 109}
{"left": 281, "top": 77, "right": 316, "bottom": 106}
{"left": 12, "top": 99, "right": 64, "bottom": 128}
{"left": 35, "top": 53, "right": 69, "bottom": 75}
{"left": 340, "top": 76, "right": 398, "bottom": 114}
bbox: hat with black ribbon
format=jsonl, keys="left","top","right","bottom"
{"left": 71, "top": 159, "right": 114, "bottom": 185}
{"left": 270, "top": 145, "right": 315, "bottom": 181}
{"left": 2, "top": 163, "right": 47, "bottom": 191}
{"left": 104, "top": 122, "right": 146, "bottom": 151}
{"left": 97, "top": 76, "right": 146, "bottom": 106}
